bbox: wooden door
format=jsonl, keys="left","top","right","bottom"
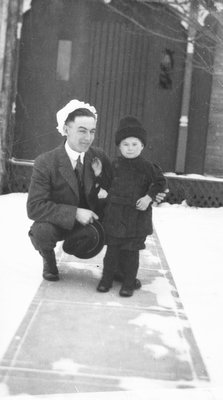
{"left": 85, "top": 2, "right": 187, "bottom": 170}
{"left": 13, "top": 0, "right": 186, "bottom": 171}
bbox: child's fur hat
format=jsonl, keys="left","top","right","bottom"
{"left": 115, "top": 116, "right": 147, "bottom": 146}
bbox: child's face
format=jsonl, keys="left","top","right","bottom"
{"left": 119, "top": 137, "right": 144, "bottom": 159}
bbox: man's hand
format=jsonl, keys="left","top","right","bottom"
{"left": 91, "top": 157, "right": 102, "bottom": 177}
{"left": 154, "top": 188, "right": 169, "bottom": 204}
{"left": 76, "top": 208, "right": 99, "bottom": 225}
{"left": 136, "top": 195, "right": 152, "bottom": 211}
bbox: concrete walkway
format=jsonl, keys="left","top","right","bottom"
{"left": 0, "top": 231, "right": 211, "bottom": 399}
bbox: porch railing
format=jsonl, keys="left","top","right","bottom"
{"left": 7, "top": 158, "right": 223, "bottom": 207}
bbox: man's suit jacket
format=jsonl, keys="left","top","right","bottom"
{"left": 27, "top": 143, "right": 112, "bottom": 230}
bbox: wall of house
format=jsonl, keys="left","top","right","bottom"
{"left": 1, "top": 1, "right": 223, "bottom": 194}
{"left": 204, "top": 13, "right": 223, "bottom": 177}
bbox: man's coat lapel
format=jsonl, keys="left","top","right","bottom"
{"left": 57, "top": 145, "right": 94, "bottom": 198}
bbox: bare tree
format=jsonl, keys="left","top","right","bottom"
{"left": 103, "top": 0, "right": 223, "bottom": 79}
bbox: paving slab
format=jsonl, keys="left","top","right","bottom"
{"left": 0, "top": 231, "right": 209, "bottom": 398}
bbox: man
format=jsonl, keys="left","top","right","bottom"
{"left": 27, "top": 99, "right": 167, "bottom": 282}
{"left": 27, "top": 100, "right": 112, "bottom": 281}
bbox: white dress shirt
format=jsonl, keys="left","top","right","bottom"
{"left": 65, "top": 141, "right": 85, "bottom": 169}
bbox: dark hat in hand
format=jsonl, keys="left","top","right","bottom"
{"left": 115, "top": 116, "right": 147, "bottom": 146}
{"left": 62, "top": 220, "right": 105, "bottom": 259}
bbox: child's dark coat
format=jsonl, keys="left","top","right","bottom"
{"left": 102, "top": 155, "right": 167, "bottom": 239}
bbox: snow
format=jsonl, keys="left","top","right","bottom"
{"left": 0, "top": 193, "right": 42, "bottom": 360}
{"left": 153, "top": 202, "right": 223, "bottom": 391}
{"left": 164, "top": 172, "right": 223, "bottom": 182}
{"left": 0, "top": 193, "right": 223, "bottom": 396}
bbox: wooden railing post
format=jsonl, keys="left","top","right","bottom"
{"left": 175, "top": 1, "right": 198, "bottom": 173}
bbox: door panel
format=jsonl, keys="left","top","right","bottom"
{"left": 85, "top": 19, "right": 150, "bottom": 159}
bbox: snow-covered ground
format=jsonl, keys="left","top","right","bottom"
{"left": 153, "top": 201, "right": 223, "bottom": 391}
{"left": 0, "top": 192, "right": 223, "bottom": 397}
{"left": 0, "top": 194, "right": 42, "bottom": 364}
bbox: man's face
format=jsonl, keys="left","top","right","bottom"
{"left": 65, "top": 116, "right": 96, "bottom": 152}
{"left": 119, "top": 137, "right": 144, "bottom": 159}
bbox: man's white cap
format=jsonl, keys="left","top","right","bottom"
{"left": 56, "top": 99, "right": 97, "bottom": 136}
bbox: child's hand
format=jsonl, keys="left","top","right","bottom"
{"left": 153, "top": 188, "right": 169, "bottom": 206}
{"left": 136, "top": 195, "right": 152, "bottom": 211}
{"left": 91, "top": 157, "right": 102, "bottom": 177}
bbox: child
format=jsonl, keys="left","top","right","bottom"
{"left": 94, "top": 116, "right": 167, "bottom": 297}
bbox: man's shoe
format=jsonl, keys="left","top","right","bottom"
{"left": 40, "top": 250, "right": 59, "bottom": 281}
{"left": 119, "top": 287, "right": 134, "bottom": 297}
{"left": 97, "top": 281, "right": 111, "bottom": 293}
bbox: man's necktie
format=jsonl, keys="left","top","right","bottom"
{"left": 75, "top": 155, "right": 88, "bottom": 208}
{"left": 75, "top": 155, "right": 83, "bottom": 186}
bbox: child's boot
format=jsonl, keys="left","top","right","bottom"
{"left": 97, "top": 245, "right": 119, "bottom": 293}
{"left": 115, "top": 251, "right": 142, "bottom": 289}
{"left": 119, "top": 250, "right": 139, "bottom": 297}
